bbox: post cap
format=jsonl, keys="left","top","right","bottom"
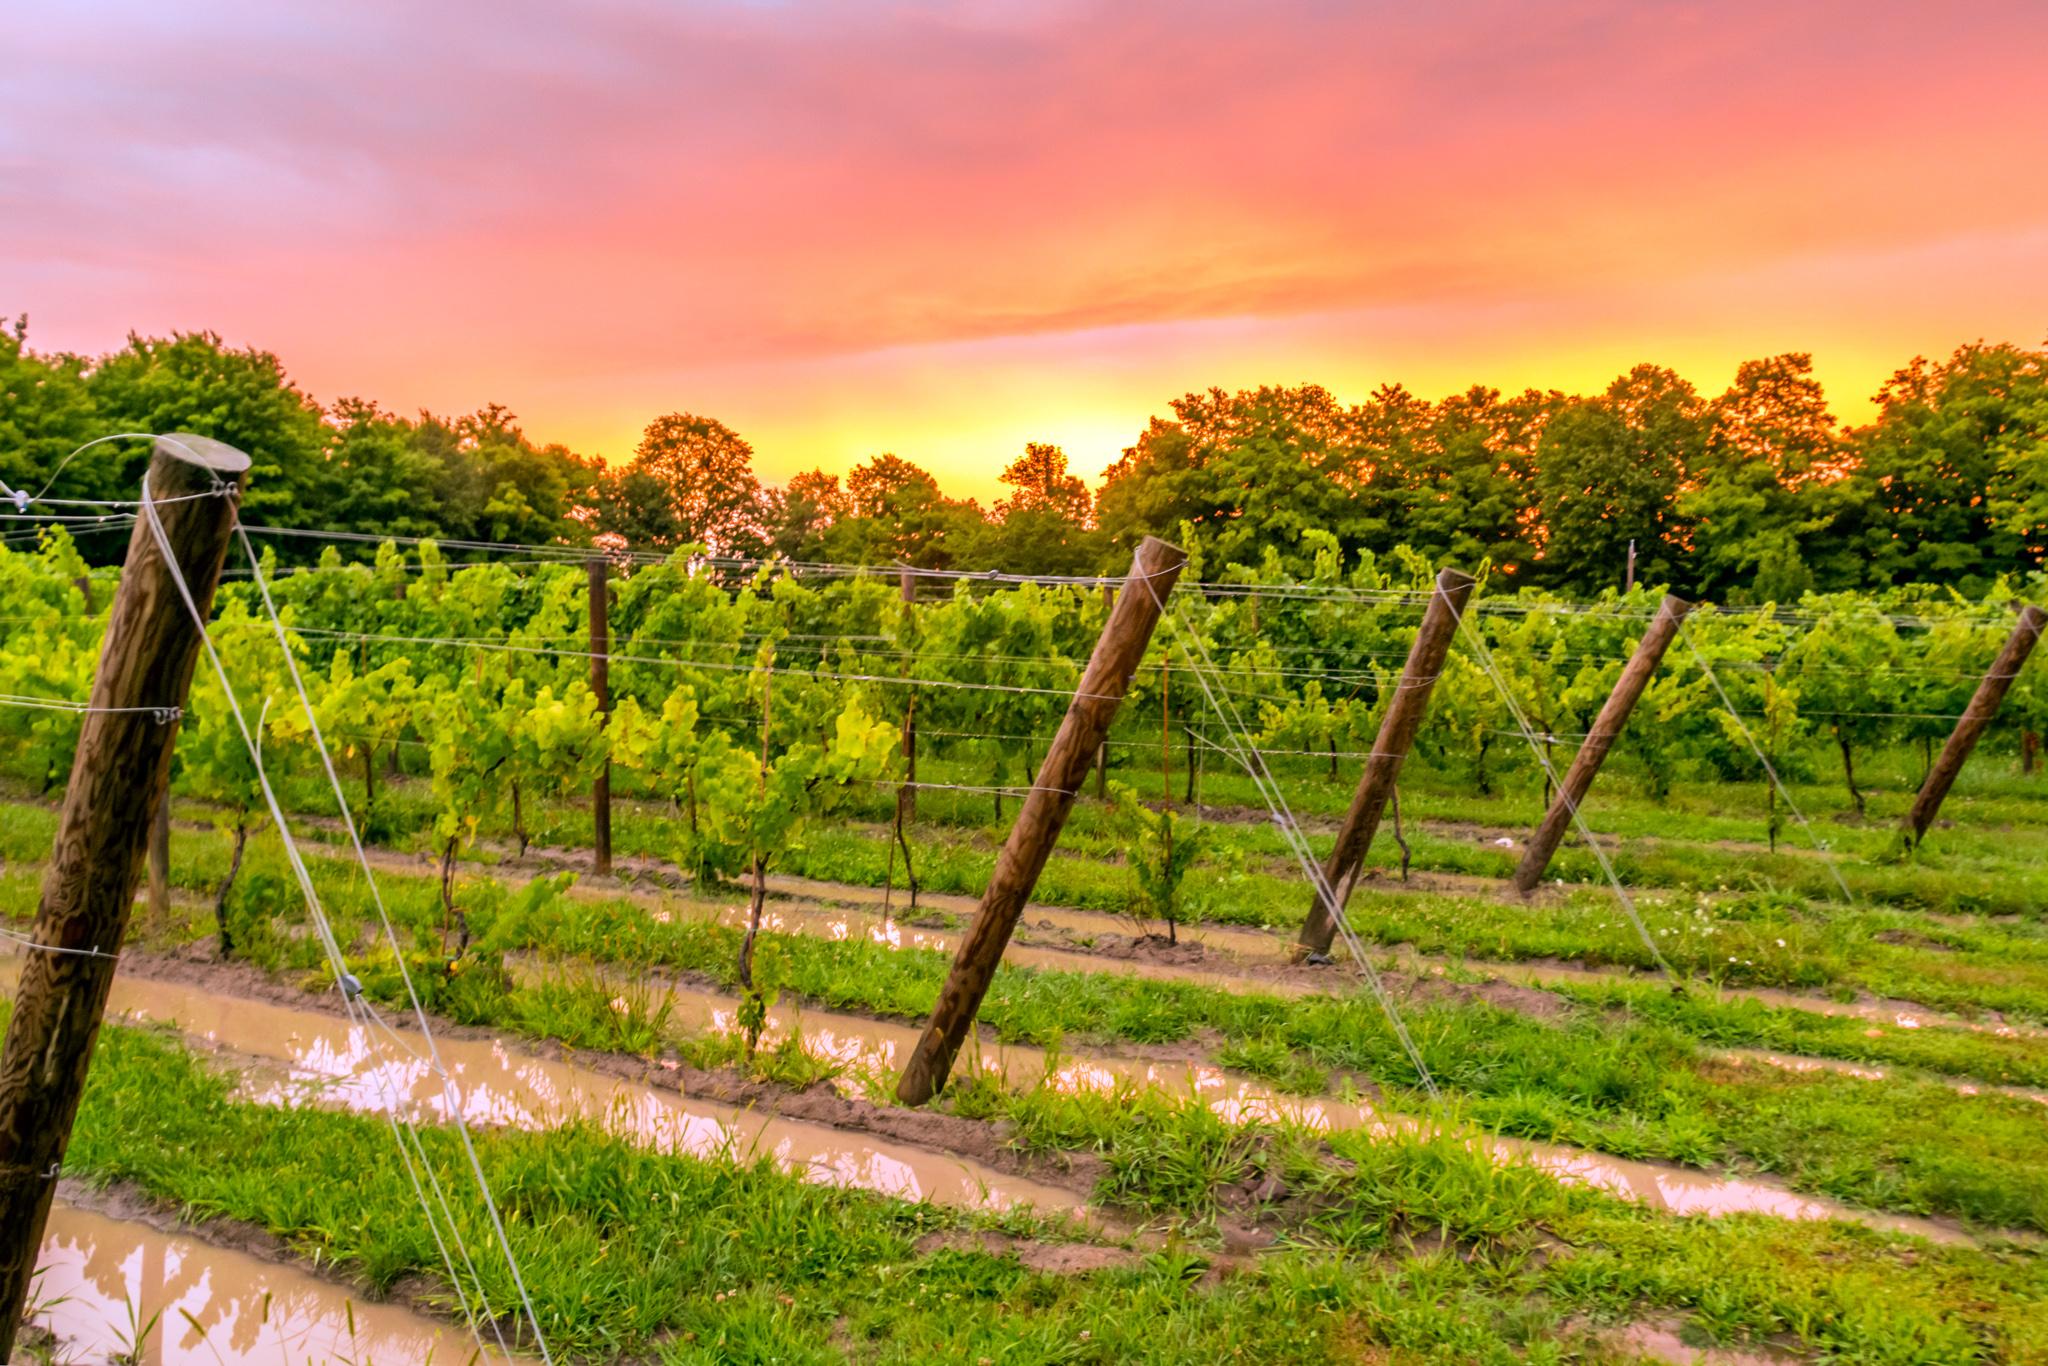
{"left": 155, "top": 433, "right": 252, "bottom": 474}
{"left": 1134, "top": 534, "right": 1189, "bottom": 564}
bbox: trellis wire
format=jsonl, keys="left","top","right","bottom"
{"left": 232, "top": 521, "right": 557, "bottom": 1363}
{"left": 1151, "top": 593, "right": 1441, "bottom": 1100}
{"left": 1447, "top": 598, "right": 1675, "bottom": 978}
{"left": 135, "top": 471, "right": 540, "bottom": 1365}
{"left": 1683, "top": 630, "right": 1857, "bottom": 904}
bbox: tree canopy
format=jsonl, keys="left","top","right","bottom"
{"left": 3, "top": 319, "right": 2044, "bottom": 601}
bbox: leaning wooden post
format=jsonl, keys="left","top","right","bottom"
{"left": 1902, "top": 603, "right": 2048, "bottom": 849}
{"left": 1295, "top": 568, "right": 1475, "bottom": 961}
{"left": 895, "top": 536, "right": 1186, "bottom": 1105}
{"left": 1511, "top": 594, "right": 1690, "bottom": 893}
{"left": 588, "top": 557, "right": 613, "bottom": 876}
{"left": 0, "top": 435, "right": 248, "bottom": 1358}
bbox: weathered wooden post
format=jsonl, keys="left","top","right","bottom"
{"left": 1295, "top": 568, "right": 1475, "bottom": 961}
{"left": 1902, "top": 603, "right": 2048, "bottom": 849}
{"left": 1512, "top": 594, "right": 1690, "bottom": 893}
{"left": 0, "top": 435, "right": 248, "bottom": 1357}
{"left": 895, "top": 536, "right": 1186, "bottom": 1104}
{"left": 588, "top": 558, "right": 613, "bottom": 876}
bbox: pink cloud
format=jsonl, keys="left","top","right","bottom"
{"left": 4, "top": 0, "right": 2044, "bottom": 480}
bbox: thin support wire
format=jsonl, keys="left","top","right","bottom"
{"left": 1148, "top": 593, "right": 1441, "bottom": 1100}
{"left": 1446, "top": 599, "right": 1676, "bottom": 978}
{"left": 1683, "top": 629, "right": 1856, "bottom": 904}
{"left": 136, "top": 476, "right": 530, "bottom": 1365}
{"left": 233, "top": 522, "right": 557, "bottom": 1363}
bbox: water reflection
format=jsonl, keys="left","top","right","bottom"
{"left": 19, "top": 959, "right": 1993, "bottom": 1251}
{"left": 98, "top": 974, "right": 1081, "bottom": 1218}
{"left": 32, "top": 1204, "right": 484, "bottom": 1365}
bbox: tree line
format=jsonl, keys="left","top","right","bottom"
{"left": 4, "top": 317, "right": 2043, "bottom": 599}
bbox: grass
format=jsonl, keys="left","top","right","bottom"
{"left": 9, "top": 791, "right": 2048, "bottom": 1235}
{"left": 49, "top": 1012, "right": 2048, "bottom": 1363}
{"left": 8, "top": 736, "right": 2048, "bottom": 1359}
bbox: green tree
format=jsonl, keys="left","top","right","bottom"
{"left": 84, "top": 331, "right": 331, "bottom": 530}
{"left": 977, "top": 443, "right": 1106, "bottom": 577}
{"left": 1374, "top": 385, "right": 1552, "bottom": 576}
{"left": 321, "top": 399, "right": 450, "bottom": 541}
{"left": 1682, "top": 355, "right": 1853, "bottom": 601}
{"left": 763, "top": 469, "right": 849, "bottom": 561}
{"left": 1851, "top": 343, "right": 2044, "bottom": 592}
{"left": 0, "top": 318, "right": 99, "bottom": 504}
{"left": 1531, "top": 366, "right": 1703, "bottom": 594}
{"left": 1095, "top": 386, "right": 1359, "bottom": 570}
{"left": 823, "top": 454, "right": 984, "bottom": 568}
{"left": 611, "top": 412, "right": 767, "bottom": 556}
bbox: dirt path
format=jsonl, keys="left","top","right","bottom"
{"left": 129, "top": 820, "right": 2048, "bottom": 1048}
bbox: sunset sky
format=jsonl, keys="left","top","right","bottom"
{"left": 7, "top": 1, "right": 2047, "bottom": 501}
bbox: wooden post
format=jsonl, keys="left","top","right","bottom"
{"left": 587, "top": 558, "right": 613, "bottom": 876}
{"left": 1511, "top": 594, "right": 1690, "bottom": 894}
{"left": 738, "top": 661, "right": 773, "bottom": 1052}
{"left": 1903, "top": 603, "right": 2048, "bottom": 849}
{"left": 1160, "top": 652, "right": 1171, "bottom": 807}
{"left": 0, "top": 435, "right": 248, "bottom": 1358}
{"left": 1295, "top": 567, "right": 1475, "bottom": 961}
{"left": 895, "top": 537, "right": 1186, "bottom": 1104}
{"left": 899, "top": 566, "right": 917, "bottom": 825}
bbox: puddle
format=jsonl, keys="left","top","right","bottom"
{"left": 510, "top": 962, "right": 1982, "bottom": 1245}
{"left": 1717, "top": 1047, "right": 2048, "bottom": 1106}
{"left": 275, "top": 833, "right": 2048, "bottom": 1040}
{"left": 32, "top": 1202, "right": 492, "bottom": 1365}
{"left": 1724, "top": 985, "right": 2048, "bottom": 1041}
{"left": 1602, "top": 1317, "right": 1794, "bottom": 1366}
{"left": 40, "top": 968, "right": 1085, "bottom": 1220}
{"left": 1506, "top": 1138, "right": 1971, "bottom": 1245}
{"left": 762, "top": 877, "right": 2048, "bottom": 1046}
{"left": 332, "top": 839, "right": 1311, "bottom": 998}
{"left": 514, "top": 956, "right": 1383, "bottom": 1133}
{"left": 765, "top": 873, "right": 1291, "bottom": 964}
{"left": 0, "top": 945, "right": 1994, "bottom": 1249}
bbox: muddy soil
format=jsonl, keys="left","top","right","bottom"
{"left": 123, "top": 804, "right": 2046, "bottom": 1041}
{"left": 114, "top": 950, "right": 1108, "bottom": 1218}
{"left": 79, "top": 951, "right": 2011, "bottom": 1250}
